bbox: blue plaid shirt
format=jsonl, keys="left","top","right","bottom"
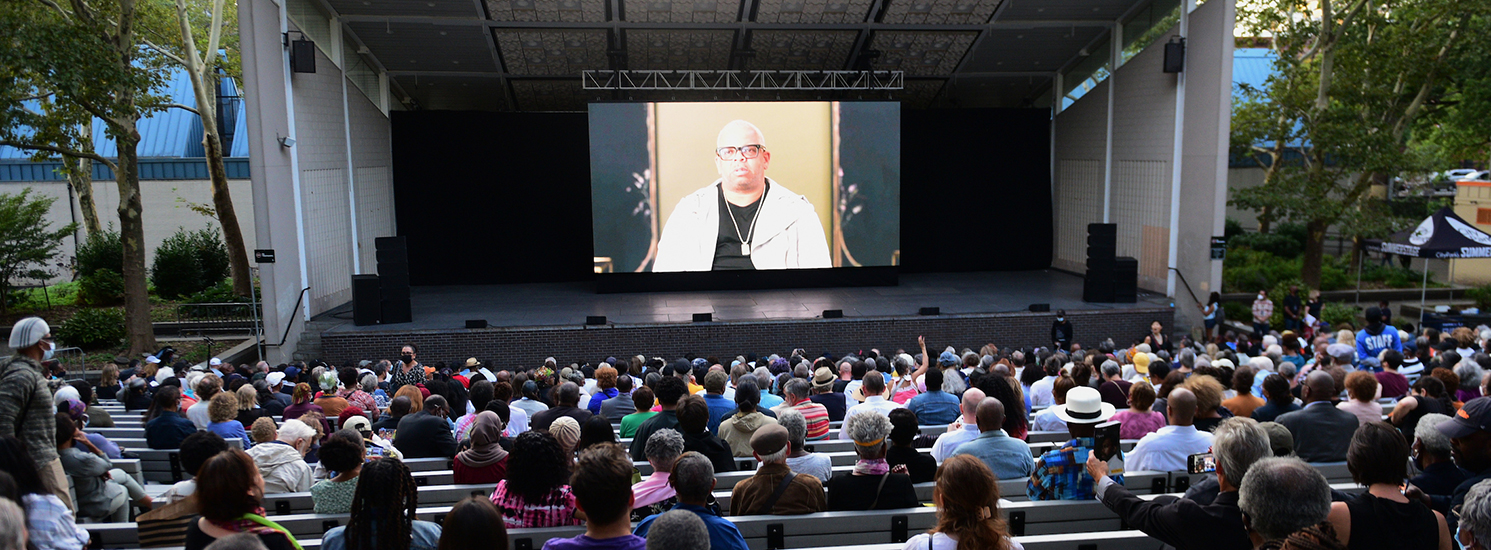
{"left": 1027, "top": 437, "right": 1124, "bottom": 501}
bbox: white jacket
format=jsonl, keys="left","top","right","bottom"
{"left": 653, "top": 178, "right": 832, "bottom": 272}
{"left": 246, "top": 441, "right": 313, "bottom": 494}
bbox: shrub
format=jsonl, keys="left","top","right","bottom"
{"left": 1224, "top": 218, "right": 1245, "bottom": 239}
{"left": 6, "top": 282, "right": 79, "bottom": 312}
{"left": 55, "top": 307, "right": 127, "bottom": 350}
{"left": 150, "top": 227, "right": 229, "bottom": 299}
{"left": 1230, "top": 232, "right": 1303, "bottom": 258}
{"left": 1468, "top": 283, "right": 1491, "bottom": 310}
{"left": 75, "top": 229, "right": 122, "bottom": 277}
{"left": 1321, "top": 302, "right": 1359, "bottom": 330}
{"left": 184, "top": 278, "right": 251, "bottom": 304}
{"left": 77, "top": 269, "right": 124, "bottom": 306}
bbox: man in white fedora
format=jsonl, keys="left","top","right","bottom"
{"left": 1028, "top": 386, "right": 1120, "bottom": 501}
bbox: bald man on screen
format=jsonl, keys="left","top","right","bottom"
{"left": 653, "top": 120, "right": 832, "bottom": 272}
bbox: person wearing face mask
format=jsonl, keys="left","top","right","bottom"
{"left": 1252, "top": 290, "right": 1274, "bottom": 339}
{"left": 1051, "top": 310, "right": 1074, "bottom": 352}
{"left": 390, "top": 343, "right": 425, "bottom": 393}
{"left": 0, "top": 316, "right": 72, "bottom": 511}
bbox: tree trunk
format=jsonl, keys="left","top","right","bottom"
{"left": 1349, "top": 234, "right": 1363, "bottom": 275}
{"left": 67, "top": 156, "right": 101, "bottom": 236}
{"left": 1258, "top": 205, "right": 1273, "bottom": 234}
{"left": 1302, "top": 219, "right": 1329, "bottom": 289}
{"left": 115, "top": 127, "right": 156, "bottom": 355}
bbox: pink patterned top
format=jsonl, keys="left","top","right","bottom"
{"left": 1110, "top": 410, "right": 1166, "bottom": 440}
{"left": 338, "top": 389, "right": 379, "bottom": 421}
{"left": 489, "top": 480, "right": 581, "bottom": 529}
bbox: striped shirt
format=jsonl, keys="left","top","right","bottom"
{"left": 790, "top": 401, "right": 831, "bottom": 441}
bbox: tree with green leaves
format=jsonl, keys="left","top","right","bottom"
{"left": 1230, "top": 0, "right": 1489, "bottom": 288}
{"left": 0, "top": 0, "right": 166, "bottom": 353}
{"left": 0, "top": 189, "right": 77, "bottom": 311}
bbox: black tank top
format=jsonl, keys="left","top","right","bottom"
{"left": 1344, "top": 491, "right": 1440, "bottom": 550}
{"left": 1400, "top": 395, "right": 1446, "bottom": 441}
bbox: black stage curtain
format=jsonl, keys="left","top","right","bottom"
{"left": 391, "top": 107, "right": 1051, "bottom": 286}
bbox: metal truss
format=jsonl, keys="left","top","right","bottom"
{"left": 581, "top": 70, "right": 904, "bottom": 90}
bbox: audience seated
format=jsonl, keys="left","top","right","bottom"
{"left": 1409, "top": 414, "right": 1466, "bottom": 499}
{"left": 674, "top": 395, "right": 734, "bottom": 473}
{"left": 1325, "top": 421, "right": 1450, "bottom": 549}
{"left": 234, "top": 385, "right": 269, "bottom": 428}
{"left": 1459, "top": 479, "right": 1491, "bottom": 550}
{"left": 55, "top": 414, "right": 150, "bottom": 522}
{"left": 1249, "top": 374, "right": 1301, "bottom": 423}
{"left": 542, "top": 443, "right": 646, "bottom": 550}
{"left": 620, "top": 387, "right": 658, "bottom": 439}
{"left": 1336, "top": 371, "right": 1384, "bottom": 426}
{"left": 246, "top": 419, "right": 315, "bottom": 493}
{"left": 312, "top": 371, "right": 351, "bottom": 419}
{"left": 1377, "top": 350, "right": 1412, "bottom": 400}
{"left": 599, "top": 372, "right": 636, "bottom": 422}
{"left": 281, "top": 383, "right": 324, "bottom": 424}
{"left": 311, "top": 429, "right": 365, "bottom": 514}
{"left": 701, "top": 372, "right": 735, "bottom": 434}
{"left": 777, "top": 408, "right": 832, "bottom": 483}
{"left": 454, "top": 411, "right": 509, "bottom": 484}
{"left": 491, "top": 431, "right": 581, "bottom": 528}
{"left": 808, "top": 367, "right": 848, "bottom": 422}
{"left": 1030, "top": 374, "right": 1075, "bottom": 432}
{"left": 1110, "top": 381, "right": 1165, "bottom": 440}
{"left": 322, "top": 458, "right": 441, "bottom": 550}
{"left": 1182, "top": 374, "right": 1226, "bottom": 432}
{"left": 159, "top": 431, "right": 230, "bottom": 506}
{"left": 1097, "top": 360, "right": 1132, "bottom": 411}
{"left": 0, "top": 436, "right": 88, "bottom": 550}
{"left": 901, "top": 455, "right": 1023, "bottom": 550}
{"left": 635, "top": 452, "right": 748, "bottom": 550}
{"left": 68, "top": 380, "right": 114, "bottom": 428}
{"left": 1126, "top": 388, "right": 1213, "bottom": 472}
{"left": 930, "top": 388, "right": 985, "bottom": 464}
{"left": 886, "top": 409, "right": 937, "bottom": 483}
{"left": 643, "top": 510, "right": 709, "bottom": 550}
{"left": 779, "top": 378, "right": 831, "bottom": 441}
{"left": 1391, "top": 377, "right": 1454, "bottom": 440}
{"left": 718, "top": 380, "right": 778, "bottom": 457}
{"left": 827, "top": 411, "right": 918, "bottom": 511}
{"left": 632, "top": 429, "right": 684, "bottom": 521}
{"left": 1277, "top": 372, "right": 1359, "bottom": 463}
{"left": 951, "top": 397, "right": 1036, "bottom": 481}
{"left": 338, "top": 368, "right": 379, "bottom": 420}
{"left": 372, "top": 395, "right": 411, "bottom": 436}
{"left": 206, "top": 392, "right": 252, "bottom": 450}
{"left": 840, "top": 372, "right": 902, "bottom": 440}
{"left": 730, "top": 424, "right": 825, "bottom": 515}
{"left": 145, "top": 386, "right": 197, "bottom": 450}
{"left": 630, "top": 378, "right": 686, "bottom": 461}
{"left": 187, "top": 374, "right": 222, "bottom": 430}
{"left": 906, "top": 368, "right": 960, "bottom": 426}
{"left": 551, "top": 416, "right": 582, "bottom": 457}
{"left": 531, "top": 383, "right": 593, "bottom": 432}
{"left": 1238, "top": 457, "right": 1338, "bottom": 549}
{"left": 437, "top": 497, "right": 508, "bottom": 550}
{"left": 394, "top": 395, "right": 459, "bottom": 459}
{"left": 1028, "top": 386, "right": 1117, "bottom": 501}
{"left": 184, "top": 449, "right": 300, "bottom": 550}
{"left": 1222, "top": 366, "right": 1266, "bottom": 419}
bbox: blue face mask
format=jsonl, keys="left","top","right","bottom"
{"left": 42, "top": 342, "right": 54, "bottom": 361}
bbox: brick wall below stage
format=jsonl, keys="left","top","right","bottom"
{"left": 320, "top": 307, "right": 1175, "bottom": 367}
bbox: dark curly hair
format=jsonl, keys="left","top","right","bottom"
{"left": 318, "top": 429, "right": 366, "bottom": 474}
{"left": 974, "top": 372, "right": 1027, "bottom": 436}
{"left": 505, "top": 431, "right": 571, "bottom": 501}
{"left": 346, "top": 458, "right": 418, "bottom": 550}
{"left": 652, "top": 376, "right": 687, "bottom": 407}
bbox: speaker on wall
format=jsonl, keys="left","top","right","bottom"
{"left": 692, "top": 313, "right": 713, "bottom": 323}
{"left": 1164, "top": 38, "right": 1186, "bottom": 73}
{"left": 351, "top": 275, "right": 380, "bottom": 326}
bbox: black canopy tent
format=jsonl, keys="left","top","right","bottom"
{"left": 1378, "top": 207, "right": 1491, "bottom": 324}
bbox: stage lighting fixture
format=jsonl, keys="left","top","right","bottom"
{"left": 822, "top": 309, "right": 843, "bottom": 319}
{"left": 919, "top": 307, "right": 940, "bottom": 316}
{"left": 692, "top": 313, "right": 713, "bottom": 323}
{"left": 585, "top": 316, "right": 607, "bottom": 325}
{"left": 465, "top": 319, "right": 488, "bottom": 329}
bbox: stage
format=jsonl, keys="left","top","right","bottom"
{"left": 317, "top": 270, "right": 1175, "bottom": 367}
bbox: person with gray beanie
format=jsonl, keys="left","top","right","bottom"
{"left": 0, "top": 316, "right": 70, "bottom": 511}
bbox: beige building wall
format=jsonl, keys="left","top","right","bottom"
{"left": 0, "top": 178, "right": 256, "bottom": 285}
{"left": 654, "top": 102, "right": 833, "bottom": 239}
{"left": 1451, "top": 181, "right": 1491, "bottom": 285}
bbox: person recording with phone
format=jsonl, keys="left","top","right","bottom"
{"left": 1086, "top": 417, "right": 1272, "bottom": 550}
{"left": 653, "top": 120, "right": 831, "bottom": 272}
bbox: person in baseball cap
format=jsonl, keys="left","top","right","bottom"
{"left": 1429, "top": 398, "right": 1491, "bottom": 532}
{"left": 1030, "top": 386, "right": 1117, "bottom": 501}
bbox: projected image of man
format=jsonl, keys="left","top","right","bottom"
{"left": 653, "top": 120, "right": 832, "bottom": 271}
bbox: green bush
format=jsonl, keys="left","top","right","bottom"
{"left": 55, "top": 307, "right": 127, "bottom": 350}
{"left": 6, "top": 282, "right": 79, "bottom": 312}
{"left": 1224, "top": 218, "right": 1245, "bottom": 239}
{"left": 1223, "top": 248, "right": 1350, "bottom": 293}
{"left": 1230, "top": 232, "right": 1303, "bottom": 258}
{"left": 1468, "top": 283, "right": 1491, "bottom": 310}
{"left": 77, "top": 269, "right": 124, "bottom": 306}
{"left": 150, "top": 227, "right": 229, "bottom": 299}
{"left": 1321, "top": 302, "right": 1359, "bottom": 329}
{"left": 75, "top": 229, "right": 122, "bottom": 277}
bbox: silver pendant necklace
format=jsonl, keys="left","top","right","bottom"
{"left": 726, "top": 187, "right": 765, "bottom": 256}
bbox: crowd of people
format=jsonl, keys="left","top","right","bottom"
{"left": 8, "top": 305, "right": 1491, "bottom": 550}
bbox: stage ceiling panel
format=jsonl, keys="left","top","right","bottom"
{"left": 494, "top": 29, "right": 611, "bottom": 75}
{"left": 624, "top": 29, "right": 736, "bottom": 70}
{"left": 346, "top": 22, "right": 499, "bottom": 72}
{"left": 879, "top": 0, "right": 1000, "bottom": 25}
{"left": 869, "top": 31, "right": 977, "bottom": 77}
{"left": 620, "top": 0, "right": 743, "bottom": 22}
{"left": 394, "top": 74, "right": 512, "bottom": 111}
{"left": 939, "top": 74, "right": 1052, "bottom": 107}
{"left": 486, "top": 0, "right": 609, "bottom": 22}
{"left": 511, "top": 79, "right": 593, "bottom": 110}
{"left": 752, "top": 0, "right": 876, "bottom": 24}
{"left": 745, "top": 30, "right": 858, "bottom": 71}
{"left": 325, "top": 0, "right": 480, "bottom": 17}
{"left": 959, "top": 26, "right": 1107, "bottom": 72}
{"left": 997, "top": 0, "right": 1134, "bottom": 21}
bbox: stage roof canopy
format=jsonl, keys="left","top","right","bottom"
{"left": 314, "top": 0, "right": 1180, "bottom": 111}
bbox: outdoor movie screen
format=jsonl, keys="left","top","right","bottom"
{"left": 588, "top": 101, "right": 901, "bottom": 274}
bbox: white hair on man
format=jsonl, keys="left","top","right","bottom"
{"left": 1249, "top": 356, "right": 1275, "bottom": 374}
{"left": 278, "top": 419, "right": 317, "bottom": 446}
{"left": 1462, "top": 479, "right": 1491, "bottom": 549}
{"left": 0, "top": 497, "right": 25, "bottom": 550}
{"left": 1211, "top": 417, "right": 1272, "bottom": 486}
{"left": 1415, "top": 413, "right": 1454, "bottom": 458}
{"left": 646, "top": 509, "right": 710, "bottom": 550}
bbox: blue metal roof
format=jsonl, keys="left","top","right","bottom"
{"left": 1233, "top": 48, "right": 1277, "bottom": 100}
{"left": 0, "top": 66, "right": 249, "bottom": 169}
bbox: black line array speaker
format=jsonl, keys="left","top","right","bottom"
{"left": 376, "top": 236, "right": 412, "bottom": 324}
{"left": 1084, "top": 224, "right": 1122, "bottom": 303}
{"left": 351, "top": 275, "right": 380, "bottom": 326}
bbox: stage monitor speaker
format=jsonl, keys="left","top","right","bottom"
{"left": 1087, "top": 223, "right": 1117, "bottom": 236}
{"left": 586, "top": 316, "right": 607, "bottom": 325}
{"left": 375, "top": 236, "right": 407, "bottom": 251}
{"left": 823, "top": 309, "right": 843, "bottom": 319}
{"left": 919, "top": 307, "right": 940, "bottom": 316}
{"left": 351, "top": 275, "right": 380, "bottom": 326}
{"left": 465, "top": 319, "right": 487, "bottom": 329}
{"left": 1028, "top": 303, "right": 1050, "bottom": 312}
{"left": 692, "top": 313, "right": 712, "bottom": 323}
{"left": 1164, "top": 38, "right": 1186, "bottom": 73}
{"left": 381, "top": 299, "right": 412, "bottom": 324}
